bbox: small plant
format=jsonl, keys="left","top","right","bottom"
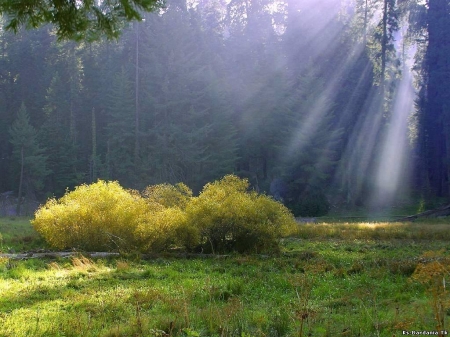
{"left": 116, "top": 260, "right": 130, "bottom": 271}
{"left": 0, "top": 256, "right": 9, "bottom": 271}
{"left": 71, "top": 255, "right": 97, "bottom": 272}
{"left": 182, "top": 328, "right": 200, "bottom": 337}
{"left": 411, "top": 250, "right": 450, "bottom": 335}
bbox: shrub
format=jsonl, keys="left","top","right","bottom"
{"left": 185, "top": 175, "right": 297, "bottom": 253}
{"left": 32, "top": 180, "right": 150, "bottom": 251}
{"left": 142, "top": 183, "right": 192, "bottom": 209}
{"left": 135, "top": 182, "right": 199, "bottom": 252}
{"left": 33, "top": 176, "right": 296, "bottom": 254}
{"left": 134, "top": 207, "right": 200, "bottom": 253}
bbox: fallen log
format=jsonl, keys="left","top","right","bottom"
{"left": 395, "top": 204, "right": 450, "bottom": 222}
{"left": 0, "top": 251, "right": 120, "bottom": 260}
{"left": 0, "top": 251, "right": 231, "bottom": 260}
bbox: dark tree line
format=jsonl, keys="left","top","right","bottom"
{"left": 0, "top": 0, "right": 449, "bottom": 215}
{"left": 416, "top": 0, "right": 450, "bottom": 199}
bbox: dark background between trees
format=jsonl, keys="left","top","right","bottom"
{"left": 0, "top": 0, "right": 449, "bottom": 216}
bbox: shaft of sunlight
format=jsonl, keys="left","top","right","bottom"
{"left": 285, "top": 41, "right": 367, "bottom": 159}
{"left": 371, "top": 67, "right": 415, "bottom": 208}
{"left": 331, "top": 61, "right": 378, "bottom": 201}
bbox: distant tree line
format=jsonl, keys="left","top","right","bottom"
{"left": 0, "top": 0, "right": 449, "bottom": 215}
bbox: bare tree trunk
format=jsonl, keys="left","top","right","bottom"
{"left": 91, "top": 108, "right": 97, "bottom": 182}
{"left": 134, "top": 22, "right": 140, "bottom": 166}
{"left": 381, "top": 0, "right": 388, "bottom": 92}
{"left": 69, "top": 45, "right": 77, "bottom": 145}
{"left": 16, "top": 145, "right": 24, "bottom": 216}
{"left": 445, "top": 122, "right": 450, "bottom": 196}
{"left": 363, "top": 0, "right": 368, "bottom": 45}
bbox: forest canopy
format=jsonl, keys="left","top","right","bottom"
{"left": 0, "top": 0, "right": 163, "bottom": 40}
{"left": 0, "top": 0, "right": 449, "bottom": 217}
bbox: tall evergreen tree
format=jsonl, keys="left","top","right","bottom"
{"left": 39, "top": 73, "right": 80, "bottom": 197}
{"left": 9, "top": 103, "right": 48, "bottom": 213}
{"left": 417, "top": 0, "right": 450, "bottom": 198}
{"left": 105, "top": 69, "right": 135, "bottom": 186}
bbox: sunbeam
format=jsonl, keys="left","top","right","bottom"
{"left": 284, "top": 6, "right": 366, "bottom": 159}
{"left": 334, "top": 85, "right": 386, "bottom": 204}
{"left": 370, "top": 65, "right": 415, "bottom": 209}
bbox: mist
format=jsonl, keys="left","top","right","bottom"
{"left": 0, "top": 0, "right": 441, "bottom": 217}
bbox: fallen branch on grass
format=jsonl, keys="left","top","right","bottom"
{"left": 395, "top": 204, "right": 450, "bottom": 222}
{"left": 0, "top": 251, "right": 231, "bottom": 260}
{"left": 0, "top": 252, "right": 120, "bottom": 260}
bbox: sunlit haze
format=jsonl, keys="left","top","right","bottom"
{"left": 0, "top": 0, "right": 439, "bottom": 219}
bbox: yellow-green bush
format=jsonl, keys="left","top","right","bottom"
{"left": 33, "top": 176, "right": 296, "bottom": 254}
{"left": 185, "top": 175, "right": 297, "bottom": 253}
{"left": 134, "top": 182, "right": 199, "bottom": 252}
{"left": 134, "top": 207, "right": 200, "bottom": 252}
{"left": 142, "top": 183, "right": 192, "bottom": 209}
{"left": 32, "top": 180, "right": 151, "bottom": 251}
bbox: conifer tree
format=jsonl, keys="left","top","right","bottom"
{"left": 105, "top": 69, "right": 135, "bottom": 186}
{"left": 9, "top": 103, "right": 48, "bottom": 214}
{"left": 39, "top": 73, "right": 81, "bottom": 197}
{"left": 417, "top": 0, "right": 450, "bottom": 197}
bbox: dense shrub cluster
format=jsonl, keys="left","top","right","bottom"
{"left": 186, "top": 175, "right": 296, "bottom": 253}
{"left": 32, "top": 176, "right": 297, "bottom": 253}
{"left": 32, "top": 181, "right": 149, "bottom": 251}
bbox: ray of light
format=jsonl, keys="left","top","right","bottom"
{"left": 334, "top": 86, "right": 386, "bottom": 202}
{"left": 370, "top": 66, "right": 415, "bottom": 209}
{"left": 284, "top": 39, "right": 370, "bottom": 160}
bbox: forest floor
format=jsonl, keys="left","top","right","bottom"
{"left": 0, "top": 217, "right": 450, "bottom": 336}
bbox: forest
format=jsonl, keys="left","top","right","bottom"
{"left": 0, "top": 0, "right": 449, "bottom": 216}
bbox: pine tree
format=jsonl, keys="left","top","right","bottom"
{"left": 278, "top": 75, "right": 343, "bottom": 216}
{"left": 39, "top": 73, "right": 81, "bottom": 197}
{"left": 134, "top": 4, "right": 239, "bottom": 190}
{"left": 9, "top": 103, "right": 48, "bottom": 214}
{"left": 105, "top": 68, "right": 135, "bottom": 186}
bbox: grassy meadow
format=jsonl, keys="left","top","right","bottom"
{"left": 1, "top": 217, "right": 450, "bottom": 336}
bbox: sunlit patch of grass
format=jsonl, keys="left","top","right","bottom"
{"left": 294, "top": 221, "right": 450, "bottom": 241}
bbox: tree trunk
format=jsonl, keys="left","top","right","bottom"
{"left": 91, "top": 108, "right": 97, "bottom": 182}
{"left": 134, "top": 22, "right": 140, "bottom": 166}
{"left": 381, "top": 0, "right": 388, "bottom": 92}
{"left": 363, "top": 0, "right": 368, "bottom": 45}
{"left": 16, "top": 145, "right": 24, "bottom": 216}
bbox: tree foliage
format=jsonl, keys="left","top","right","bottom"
{"left": 9, "top": 103, "right": 49, "bottom": 207}
{"left": 0, "top": 0, "right": 449, "bottom": 214}
{"left": 0, "top": 0, "right": 164, "bottom": 41}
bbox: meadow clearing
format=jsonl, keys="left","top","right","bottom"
{"left": 0, "top": 217, "right": 449, "bottom": 337}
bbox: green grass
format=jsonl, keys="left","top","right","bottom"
{"left": 1, "top": 217, "right": 450, "bottom": 336}
{"left": 0, "top": 217, "right": 46, "bottom": 253}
